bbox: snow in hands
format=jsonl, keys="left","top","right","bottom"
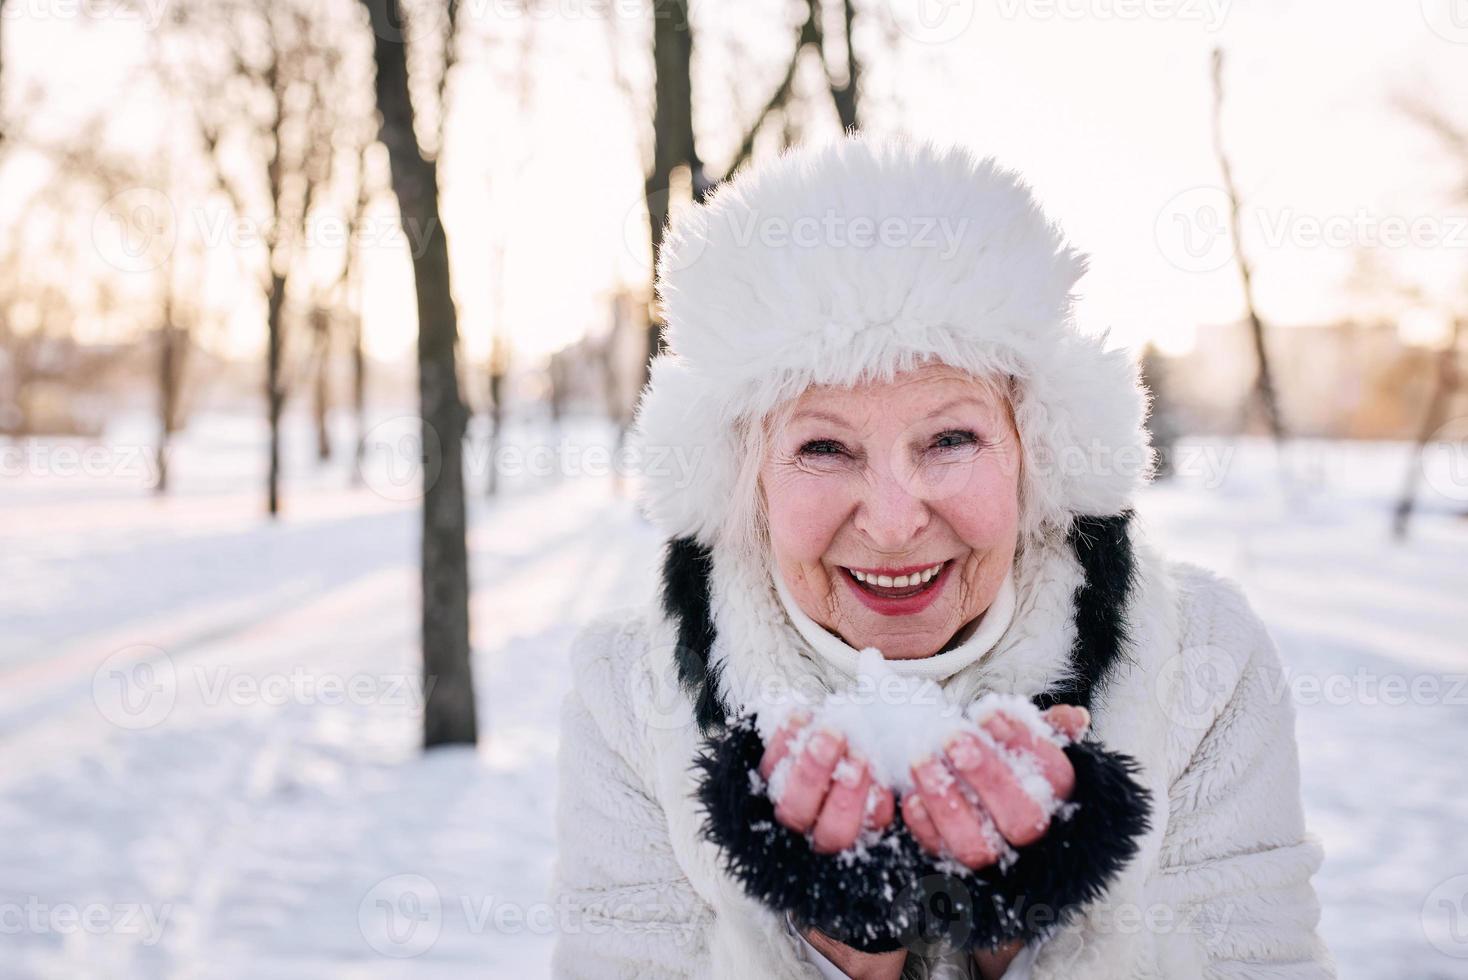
{"left": 755, "top": 648, "right": 1077, "bottom": 858}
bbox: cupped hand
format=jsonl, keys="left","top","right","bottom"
{"left": 901, "top": 704, "right": 1090, "bottom": 869}
{"left": 758, "top": 713, "right": 897, "bottom": 853}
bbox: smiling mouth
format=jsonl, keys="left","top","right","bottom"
{"left": 841, "top": 561, "right": 949, "bottom": 600}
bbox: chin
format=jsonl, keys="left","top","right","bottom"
{"left": 844, "top": 609, "right": 953, "bottom": 660}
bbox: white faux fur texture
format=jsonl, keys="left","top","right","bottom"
{"left": 633, "top": 133, "right": 1156, "bottom": 547}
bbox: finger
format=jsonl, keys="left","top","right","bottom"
{"left": 773, "top": 728, "right": 845, "bottom": 832}
{"left": 811, "top": 755, "right": 872, "bottom": 853}
{"left": 910, "top": 757, "right": 1000, "bottom": 870}
{"left": 865, "top": 784, "right": 896, "bottom": 831}
{"left": 758, "top": 711, "right": 811, "bottom": 780}
{"left": 901, "top": 792, "right": 943, "bottom": 855}
{"left": 945, "top": 731, "right": 1050, "bottom": 848}
{"left": 980, "top": 711, "right": 1076, "bottom": 800}
{"left": 1042, "top": 704, "right": 1091, "bottom": 742}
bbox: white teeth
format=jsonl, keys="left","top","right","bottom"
{"left": 848, "top": 562, "right": 945, "bottom": 589}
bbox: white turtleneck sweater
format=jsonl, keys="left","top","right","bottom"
{"left": 770, "top": 568, "right": 1040, "bottom": 980}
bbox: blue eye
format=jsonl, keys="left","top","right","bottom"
{"left": 933, "top": 430, "right": 979, "bottom": 450}
{"left": 798, "top": 439, "right": 847, "bottom": 457}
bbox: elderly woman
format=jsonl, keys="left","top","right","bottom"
{"left": 552, "top": 135, "right": 1334, "bottom": 980}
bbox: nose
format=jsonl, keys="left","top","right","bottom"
{"left": 852, "top": 464, "right": 930, "bottom": 552}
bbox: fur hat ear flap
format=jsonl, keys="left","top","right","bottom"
{"left": 1014, "top": 332, "right": 1156, "bottom": 533}
{"left": 632, "top": 354, "right": 739, "bottom": 545}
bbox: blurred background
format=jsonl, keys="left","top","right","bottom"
{"left": 1, "top": 0, "right": 1466, "bottom": 977}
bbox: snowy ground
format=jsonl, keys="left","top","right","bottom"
{"left": 1, "top": 414, "right": 1465, "bottom": 979}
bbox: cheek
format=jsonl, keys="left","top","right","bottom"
{"left": 762, "top": 472, "right": 848, "bottom": 564}
{"left": 936, "top": 456, "right": 1021, "bottom": 546}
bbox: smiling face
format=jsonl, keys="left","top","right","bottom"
{"left": 759, "top": 363, "right": 1022, "bottom": 661}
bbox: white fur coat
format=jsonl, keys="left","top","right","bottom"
{"left": 549, "top": 520, "right": 1337, "bottom": 979}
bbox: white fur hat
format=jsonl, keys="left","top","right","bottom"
{"left": 633, "top": 132, "right": 1154, "bottom": 548}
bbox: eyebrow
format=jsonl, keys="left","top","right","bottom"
{"left": 788, "top": 409, "right": 852, "bottom": 427}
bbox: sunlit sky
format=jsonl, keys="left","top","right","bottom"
{"left": 4, "top": 0, "right": 1468, "bottom": 366}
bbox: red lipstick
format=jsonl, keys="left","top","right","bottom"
{"left": 839, "top": 560, "right": 952, "bottom": 617}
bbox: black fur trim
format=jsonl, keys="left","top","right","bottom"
{"left": 695, "top": 717, "right": 1153, "bottom": 955}
{"left": 1033, "top": 511, "right": 1138, "bottom": 714}
{"left": 659, "top": 537, "right": 726, "bottom": 732}
{"left": 663, "top": 513, "right": 1141, "bottom": 732}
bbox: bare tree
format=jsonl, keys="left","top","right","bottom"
{"left": 0, "top": 180, "right": 121, "bottom": 436}
{"left": 1388, "top": 94, "right": 1468, "bottom": 538}
{"left": 159, "top": 0, "right": 360, "bottom": 516}
{"left": 0, "top": 0, "right": 8, "bottom": 150}
{"left": 360, "top": 0, "right": 477, "bottom": 748}
{"left": 1210, "top": 48, "right": 1286, "bottom": 443}
{"left": 1393, "top": 318, "right": 1463, "bottom": 538}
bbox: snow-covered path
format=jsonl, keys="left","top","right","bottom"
{"left": 1, "top": 427, "right": 1464, "bottom": 978}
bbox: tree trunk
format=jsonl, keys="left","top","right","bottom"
{"left": 0, "top": 0, "right": 8, "bottom": 149}
{"left": 156, "top": 319, "right": 179, "bottom": 495}
{"left": 266, "top": 271, "right": 287, "bottom": 516}
{"left": 1393, "top": 319, "right": 1462, "bottom": 540}
{"left": 363, "top": 0, "right": 477, "bottom": 748}
{"left": 644, "top": 0, "right": 700, "bottom": 374}
{"left": 1211, "top": 48, "right": 1286, "bottom": 444}
{"left": 312, "top": 307, "right": 332, "bottom": 462}
{"left": 485, "top": 366, "right": 503, "bottom": 497}
{"left": 351, "top": 310, "right": 366, "bottom": 486}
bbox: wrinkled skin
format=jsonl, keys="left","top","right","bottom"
{"left": 757, "top": 365, "right": 1092, "bottom": 977}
